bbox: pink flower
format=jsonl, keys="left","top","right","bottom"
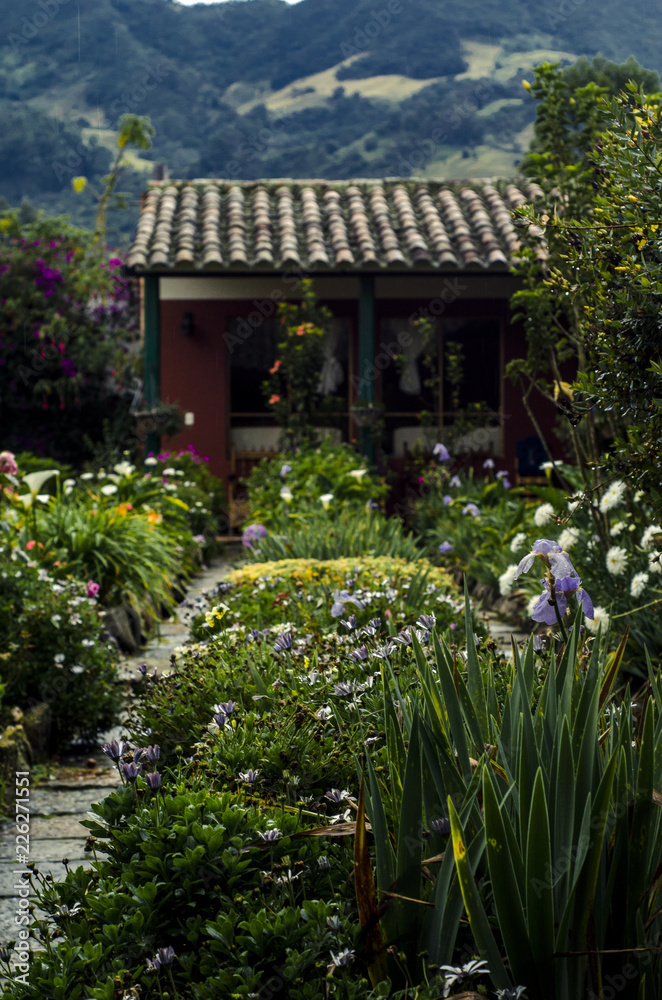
{"left": 26, "top": 540, "right": 36, "bottom": 551}
{"left": 0, "top": 450, "right": 18, "bottom": 475}
{"left": 87, "top": 581, "right": 100, "bottom": 598}
{"left": 269, "top": 394, "right": 281, "bottom": 405}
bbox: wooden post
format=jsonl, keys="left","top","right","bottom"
{"left": 143, "top": 274, "right": 160, "bottom": 458}
{"left": 358, "top": 274, "right": 375, "bottom": 461}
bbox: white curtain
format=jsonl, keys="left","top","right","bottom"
{"left": 398, "top": 323, "right": 426, "bottom": 395}
{"left": 318, "top": 323, "right": 344, "bottom": 395}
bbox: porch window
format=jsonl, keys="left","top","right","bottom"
{"left": 379, "top": 316, "right": 502, "bottom": 456}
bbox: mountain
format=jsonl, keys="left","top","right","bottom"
{"left": 1, "top": 0, "right": 661, "bottom": 244}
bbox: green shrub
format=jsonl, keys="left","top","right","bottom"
{"left": 3, "top": 776, "right": 361, "bottom": 1000}
{"left": 191, "top": 556, "right": 463, "bottom": 642}
{"left": 246, "top": 439, "right": 388, "bottom": 527}
{"left": 0, "top": 556, "right": 120, "bottom": 749}
{"left": 248, "top": 506, "right": 422, "bottom": 562}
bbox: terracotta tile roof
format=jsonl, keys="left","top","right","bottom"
{"left": 127, "top": 178, "right": 542, "bottom": 273}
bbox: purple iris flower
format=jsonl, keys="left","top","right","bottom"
{"left": 449, "top": 475, "right": 461, "bottom": 488}
{"left": 462, "top": 503, "right": 480, "bottom": 518}
{"left": 433, "top": 442, "right": 451, "bottom": 462}
{"left": 531, "top": 576, "right": 594, "bottom": 625}
{"left": 515, "top": 539, "right": 576, "bottom": 580}
{"left": 439, "top": 541, "right": 454, "bottom": 554}
{"left": 331, "top": 589, "right": 364, "bottom": 618}
{"left": 483, "top": 458, "right": 495, "bottom": 470}
{"left": 242, "top": 524, "right": 267, "bottom": 549}
{"left": 442, "top": 495, "right": 453, "bottom": 506}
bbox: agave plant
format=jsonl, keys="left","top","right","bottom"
{"left": 358, "top": 585, "right": 662, "bottom": 999}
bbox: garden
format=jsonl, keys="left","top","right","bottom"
{"left": 1, "top": 66, "right": 662, "bottom": 1000}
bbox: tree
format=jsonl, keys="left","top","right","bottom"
{"left": 508, "top": 57, "right": 661, "bottom": 514}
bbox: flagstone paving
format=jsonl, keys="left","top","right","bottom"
{"left": 0, "top": 553, "right": 237, "bottom": 948}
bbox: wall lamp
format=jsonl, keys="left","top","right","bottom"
{"left": 181, "top": 311, "right": 195, "bottom": 337}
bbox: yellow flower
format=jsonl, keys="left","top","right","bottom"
{"left": 72, "top": 176, "right": 87, "bottom": 193}
{"left": 147, "top": 511, "right": 163, "bottom": 525}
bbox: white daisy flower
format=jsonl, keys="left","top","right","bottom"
{"left": 585, "top": 606, "right": 610, "bottom": 634}
{"left": 599, "top": 480, "right": 626, "bottom": 512}
{"left": 113, "top": 461, "right": 135, "bottom": 478}
{"left": 558, "top": 527, "right": 580, "bottom": 550}
{"left": 534, "top": 502, "right": 555, "bottom": 527}
{"left": 100, "top": 484, "right": 118, "bottom": 496}
{"left": 631, "top": 572, "right": 649, "bottom": 598}
{"left": 641, "top": 525, "right": 661, "bottom": 550}
{"left": 498, "top": 564, "right": 519, "bottom": 597}
{"left": 610, "top": 521, "right": 626, "bottom": 537}
{"left": 144, "top": 457, "right": 158, "bottom": 467}
{"left": 347, "top": 469, "right": 367, "bottom": 480}
{"left": 606, "top": 546, "right": 628, "bottom": 575}
{"left": 80, "top": 472, "right": 95, "bottom": 480}
{"left": 648, "top": 552, "right": 662, "bottom": 574}
{"left": 509, "top": 532, "right": 527, "bottom": 553}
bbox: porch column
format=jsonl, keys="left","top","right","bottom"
{"left": 358, "top": 273, "right": 375, "bottom": 461}
{"left": 143, "top": 274, "right": 161, "bottom": 458}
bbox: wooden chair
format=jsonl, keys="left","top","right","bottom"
{"left": 225, "top": 447, "right": 276, "bottom": 535}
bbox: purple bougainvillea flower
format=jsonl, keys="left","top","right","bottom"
{"left": 433, "top": 442, "right": 451, "bottom": 462}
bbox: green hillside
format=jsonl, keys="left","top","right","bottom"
{"left": 1, "top": 0, "right": 661, "bottom": 244}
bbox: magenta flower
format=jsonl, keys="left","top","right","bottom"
{"left": 0, "top": 451, "right": 18, "bottom": 475}
{"left": 87, "top": 580, "right": 100, "bottom": 597}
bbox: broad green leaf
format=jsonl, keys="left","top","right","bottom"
{"left": 525, "top": 768, "right": 556, "bottom": 998}
{"left": 448, "top": 796, "right": 511, "bottom": 991}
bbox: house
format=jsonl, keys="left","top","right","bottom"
{"left": 125, "top": 176, "right": 553, "bottom": 483}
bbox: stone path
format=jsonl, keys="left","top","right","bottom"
{"left": 0, "top": 554, "right": 237, "bottom": 948}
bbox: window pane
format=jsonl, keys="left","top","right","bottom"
{"left": 380, "top": 317, "right": 438, "bottom": 414}
{"left": 442, "top": 318, "right": 500, "bottom": 413}
{"left": 228, "top": 318, "right": 279, "bottom": 413}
